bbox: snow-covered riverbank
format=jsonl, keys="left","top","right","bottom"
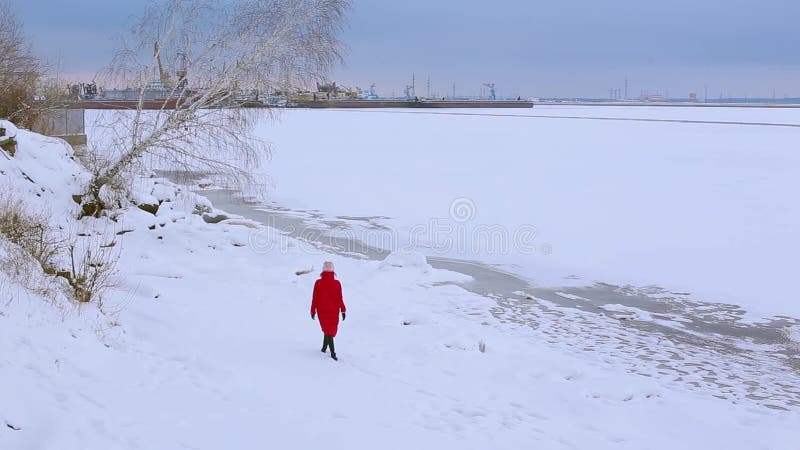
{"left": 202, "top": 187, "right": 800, "bottom": 410}
{"left": 3, "top": 117, "right": 800, "bottom": 448}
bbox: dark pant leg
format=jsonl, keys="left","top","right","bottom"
{"left": 321, "top": 335, "right": 329, "bottom": 353}
{"left": 328, "top": 336, "right": 336, "bottom": 356}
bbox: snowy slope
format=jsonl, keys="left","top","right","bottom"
{"left": 2, "top": 120, "right": 799, "bottom": 449}
{"left": 0, "top": 121, "right": 89, "bottom": 224}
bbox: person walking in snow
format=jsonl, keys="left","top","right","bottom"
{"left": 311, "top": 261, "right": 346, "bottom": 361}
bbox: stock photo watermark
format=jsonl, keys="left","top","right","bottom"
{"left": 248, "top": 197, "right": 552, "bottom": 257}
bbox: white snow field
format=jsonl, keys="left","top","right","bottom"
{"left": 2, "top": 111, "right": 799, "bottom": 449}
{"left": 240, "top": 105, "right": 800, "bottom": 320}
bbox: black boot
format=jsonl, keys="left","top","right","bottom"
{"left": 321, "top": 335, "right": 329, "bottom": 353}
{"left": 329, "top": 336, "right": 337, "bottom": 361}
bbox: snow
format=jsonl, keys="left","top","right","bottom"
{"left": 598, "top": 303, "right": 654, "bottom": 321}
{"left": 2, "top": 211, "right": 798, "bottom": 448}
{"left": 0, "top": 120, "right": 89, "bottom": 225}
{"left": 786, "top": 326, "right": 800, "bottom": 346}
{"left": 379, "top": 250, "right": 431, "bottom": 270}
{"left": 420, "top": 104, "right": 800, "bottom": 123}
{"left": 205, "top": 105, "right": 800, "bottom": 320}
{"left": 0, "top": 119, "right": 18, "bottom": 138}
{"left": 2, "top": 111, "right": 796, "bottom": 448}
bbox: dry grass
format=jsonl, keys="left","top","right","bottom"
{"left": 0, "top": 192, "right": 118, "bottom": 304}
{"left": 65, "top": 240, "right": 118, "bottom": 305}
{"left": 0, "top": 240, "right": 60, "bottom": 299}
{"left": 0, "top": 194, "right": 63, "bottom": 272}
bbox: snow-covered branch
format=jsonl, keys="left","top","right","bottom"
{"left": 85, "top": 0, "right": 349, "bottom": 216}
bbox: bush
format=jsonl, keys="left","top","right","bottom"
{"left": 0, "top": 240, "right": 59, "bottom": 299}
{"left": 65, "top": 241, "right": 118, "bottom": 304}
{"left": 0, "top": 194, "right": 62, "bottom": 272}
{"left": 0, "top": 192, "right": 118, "bottom": 304}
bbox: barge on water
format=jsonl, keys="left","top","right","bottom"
{"left": 68, "top": 83, "right": 533, "bottom": 110}
{"left": 69, "top": 98, "right": 534, "bottom": 110}
{"left": 69, "top": 81, "right": 188, "bottom": 110}
{"left": 70, "top": 98, "right": 184, "bottom": 110}
{"left": 289, "top": 99, "right": 534, "bottom": 109}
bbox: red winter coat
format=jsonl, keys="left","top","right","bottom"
{"left": 311, "top": 272, "right": 346, "bottom": 337}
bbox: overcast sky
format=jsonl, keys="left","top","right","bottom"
{"left": 14, "top": 0, "right": 800, "bottom": 98}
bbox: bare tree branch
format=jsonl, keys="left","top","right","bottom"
{"left": 0, "top": 1, "right": 45, "bottom": 128}
{"left": 85, "top": 0, "right": 349, "bottom": 215}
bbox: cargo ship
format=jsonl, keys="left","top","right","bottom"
{"left": 68, "top": 44, "right": 192, "bottom": 110}
{"left": 289, "top": 81, "right": 533, "bottom": 108}
{"left": 69, "top": 80, "right": 188, "bottom": 110}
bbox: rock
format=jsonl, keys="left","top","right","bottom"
{"left": 202, "top": 213, "right": 229, "bottom": 224}
{"left": 193, "top": 203, "right": 212, "bottom": 215}
{"left": 137, "top": 203, "right": 160, "bottom": 215}
{"left": 0, "top": 137, "right": 17, "bottom": 157}
{"left": 79, "top": 200, "right": 104, "bottom": 219}
{"left": 55, "top": 270, "right": 73, "bottom": 281}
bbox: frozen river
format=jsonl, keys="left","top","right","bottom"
{"left": 238, "top": 106, "right": 800, "bottom": 320}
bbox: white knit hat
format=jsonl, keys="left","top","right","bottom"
{"left": 322, "top": 261, "right": 335, "bottom": 272}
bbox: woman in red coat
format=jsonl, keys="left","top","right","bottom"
{"left": 311, "top": 261, "right": 346, "bottom": 361}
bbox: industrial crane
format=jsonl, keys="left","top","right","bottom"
{"left": 154, "top": 42, "right": 172, "bottom": 88}
{"left": 483, "top": 83, "right": 496, "bottom": 100}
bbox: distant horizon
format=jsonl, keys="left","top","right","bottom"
{"left": 38, "top": 69, "right": 800, "bottom": 102}
{"left": 15, "top": 0, "right": 800, "bottom": 99}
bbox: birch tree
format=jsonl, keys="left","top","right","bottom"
{"left": 83, "top": 0, "right": 348, "bottom": 216}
